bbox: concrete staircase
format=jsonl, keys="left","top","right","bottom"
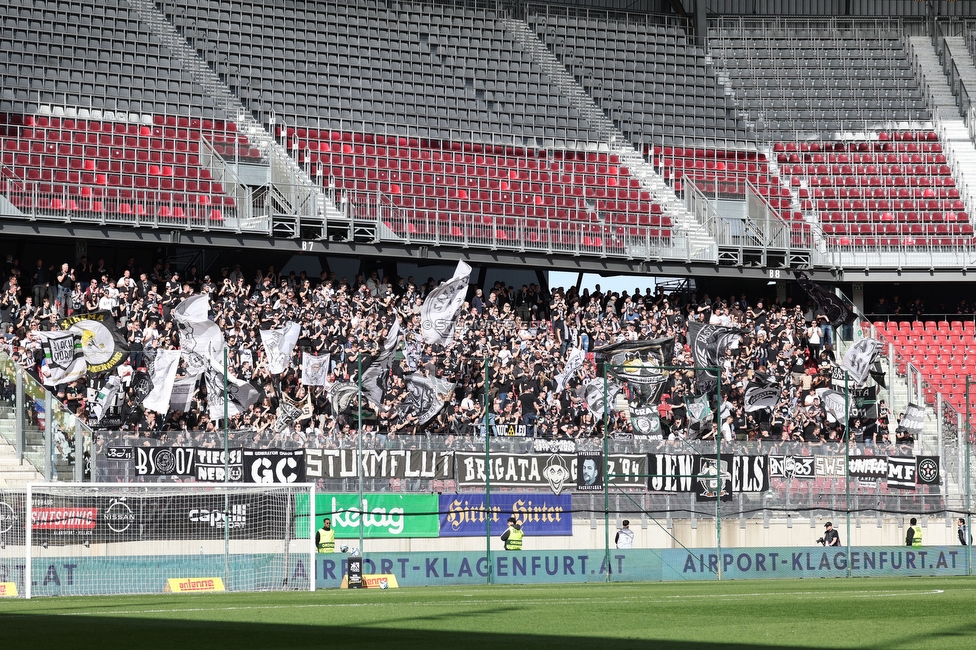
{"left": 125, "top": 0, "right": 345, "bottom": 235}
{"left": 0, "top": 417, "right": 43, "bottom": 489}
{"left": 500, "top": 18, "right": 718, "bottom": 261}
{"left": 908, "top": 36, "right": 976, "bottom": 220}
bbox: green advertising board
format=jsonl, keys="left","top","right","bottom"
{"left": 296, "top": 493, "right": 440, "bottom": 539}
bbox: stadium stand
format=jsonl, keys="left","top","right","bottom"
{"left": 161, "top": 0, "right": 599, "bottom": 143}
{"left": 776, "top": 131, "right": 972, "bottom": 247}
{"left": 288, "top": 129, "right": 671, "bottom": 252}
{"left": 873, "top": 319, "right": 976, "bottom": 410}
{"left": 526, "top": 5, "right": 751, "bottom": 148}
{"left": 707, "top": 18, "right": 928, "bottom": 140}
{"left": 0, "top": 112, "right": 252, "bottom": 227}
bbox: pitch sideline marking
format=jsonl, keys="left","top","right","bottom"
{"left": 2, "top": 588, "right": 947, "bottom": 618}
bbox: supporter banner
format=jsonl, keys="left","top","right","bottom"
{"left": 744, "top": 374, "right": 780, "bottom": 412}
{"left": 794, "top": 271, "right": 855, "bottom": 328}
{"left": 141, "top": 349, "right": 181, "bottom": 415}
{"left": 36, "top": 331, "right": 86, "bottom": 386}
{"left": 576, "top": 452, "right": 603, "bottom": 492}
{"left": 169, "top": 376, "right": 198, "bottom": 413}
{"left": 694, "top": 455, "right": 733, "bottom": 502}
{"left": 847, "top": 456, "right": 889, "bottom": 480}
{"left": 472, "top": 424, "right": 530, "bottom": 437}
{"left": 532, "top": 439, "right": 577, "bottom": 454}
{"left": 305, "top": 494, "right": 439, "bottom": 538}
{"left": 361, "top": 317, "right": 400, "bottom": 407}
{"left": 272, "top": 393, "right": 313, "bottom": 435}
{"left": 301, "top": 353, "right": 331, "bottom": 386}
{"left": 420, "top": 260, "right": 471, "bottom": 345}
{"left": 813, "top": 456, "right": 848, "bottom": 478}
{"left": 260, "top": 322, "right": 301, "bottom": 375}
{"left": 768, "top": 455, "right": 815, "bottom": 480}
{"left": 647, "top": 454, "right": 769, "bottom": 496}
{"left": 686, "top": 321, "right": 744, "bottom": 391}
{"left": 900, "top": 403, "right": 925, "bottom": 437}
{"left": 455, "top": 452, "right": 647, "bottom": 492}
{"left": 887, "top": 456, "right": 917, "bottom": 490}
{"left": 581, "top": 377, "right": 620, "bottom": 419}
{"left": 554, "top": 347, "right": 586, "bottom": 394}
{"left": 243, "top": 448, "right": 306, "bottom": 484}
{"left": 916, "top": 456, "right": 941, "bottom": 486}
{"left": 133, "top": 446, "right": 244, "bottom": 482}
{"left": 399, "top": 373, "right": 454, "bottom": 426}
{"left": 304, "top": 448, "right": 453, "bottom": 480}
{"left": 840, "top": 338, "right": 883, "bottom": 385}
{"left": 438, "top": 493, "right": 573, "bottom": 537}
{"left": 60, "top": 310, "right": 129, "bottom": 374}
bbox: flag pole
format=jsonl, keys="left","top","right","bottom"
{"left": 484, "top": 355, "right": 492, "bottom": 585}
{"left": 603, "top": 365, "right": 610, "bottom": 582}
{"left": 223, "top": 345, "right": 230, "bottom": 587}
{"left": 845, "top": 369, "right": 851, "bottom": 579}
{"left": 716, "top": 365, "right": 722, "bottom": 580}
{"left": 357, "top": 355, "right": 364, "bottom": 556}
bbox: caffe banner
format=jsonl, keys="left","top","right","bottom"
{"left": 304, "top": 449, "right": 453, "bottom": 480}
{"left": 454, "top": 452, "right": 646, "bottom": 493}
{"left": 438, "top": 493, "right": 573, "bottom": 537}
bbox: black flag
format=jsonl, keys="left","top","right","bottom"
{"left": 794, "top": 272, "right": 855, "bottom": 328}
{"left": 686, "top": 321, "right": 744, "bottom": 393}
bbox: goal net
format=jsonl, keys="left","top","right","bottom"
{"left": 1, "top": 483, "right": 315, "bottom": 598}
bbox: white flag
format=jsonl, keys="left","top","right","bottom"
{"left": 172, "top": 294, "right": 211, "bottom": 324}
{"left": 301, "top": 353, "right": 331, "bottom": 386}
{"left": 260, "top": 321, "right": 302, "bottom": 375}
{"left": 169, "top": 376, "right": 199, "bottom": 413}
{"left": 204, "top": 366, "right": 261, "bottom": 421}
{"left": 840, "top": 338, "right": 883, "bottom": 385}
{"left": 92, "top": 375, "right": 121, "bottom": 423}
{"left": 142, "top": 349, "right": 182, "bottom": 415}
{"left": 554, "top": 348, "right": 586, "bottom": 394}
{"left": 36, "top": 331, "right": 87, "bottom": 386}
{"left": 420, "top": 260, "right": 471, "bottom": 345}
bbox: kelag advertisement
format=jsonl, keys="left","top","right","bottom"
{"left": 297, "top": 493, "right": 440, "bottom": 538}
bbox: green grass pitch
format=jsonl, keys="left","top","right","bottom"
{"left": 2, "top": 577, "right": 975, "bottom": 649}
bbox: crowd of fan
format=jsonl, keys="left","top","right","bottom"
{"left": 0, "top": 253, "right": 907, "bottom": 453}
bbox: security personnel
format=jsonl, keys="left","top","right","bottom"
{"left": 500, "top": 516, "right": 523, "bottom": 550}
{"left": 615, "top": 520, "right": 635, "bottom": 549}
{"left": 906, "top": 517, "right": 922, "bottom": 547}
{"left": 316, "top": 517, "right": 335, "bottom": 553}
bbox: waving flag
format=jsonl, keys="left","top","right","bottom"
{"left": 420, "top": 260, "right": 472, "bottom": 345}
{"left": 60, "top": 311, "right": 129, "bottom": 374}
{"left": 260, "top": 321, "right": 302, "bottom": 375}
{"left": 36, "top": 331, "right": 86, "bottom": 386}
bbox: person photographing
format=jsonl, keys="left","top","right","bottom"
{"left": 817, "top": 521, "right": 840, "bottom": 546}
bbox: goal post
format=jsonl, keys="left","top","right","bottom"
{"left": 8, "top": 482, "right": 315, "bottom": 598}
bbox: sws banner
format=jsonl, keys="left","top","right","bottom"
{"left": 439, "top": 493, "right": 573, "bottom": 537}
{"left": 300, "top": 493, "right": 440, "bottom": 539}
{"left": 454, "top": 452, "right": 647, "bottom": 493}
{"left": 133, "top": 446, "right": 243, "bottom": 482}
{"left": 243, "top": 449, "right": 306, "bottom": 484}
{"left": 646, "top": 454, "right": 769, "bottom": 496}
{"left": 304, "top": 449, "right": 453, "bottom": 480}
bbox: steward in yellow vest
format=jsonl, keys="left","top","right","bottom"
{"left": 501, "top": 516, "right": 523, "bottom": 550}
{"left": 906, "top": 518, "right": 922, "bottom": 547}
{"left": 316, "top": 518, "right": 335, "bottom": 553}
